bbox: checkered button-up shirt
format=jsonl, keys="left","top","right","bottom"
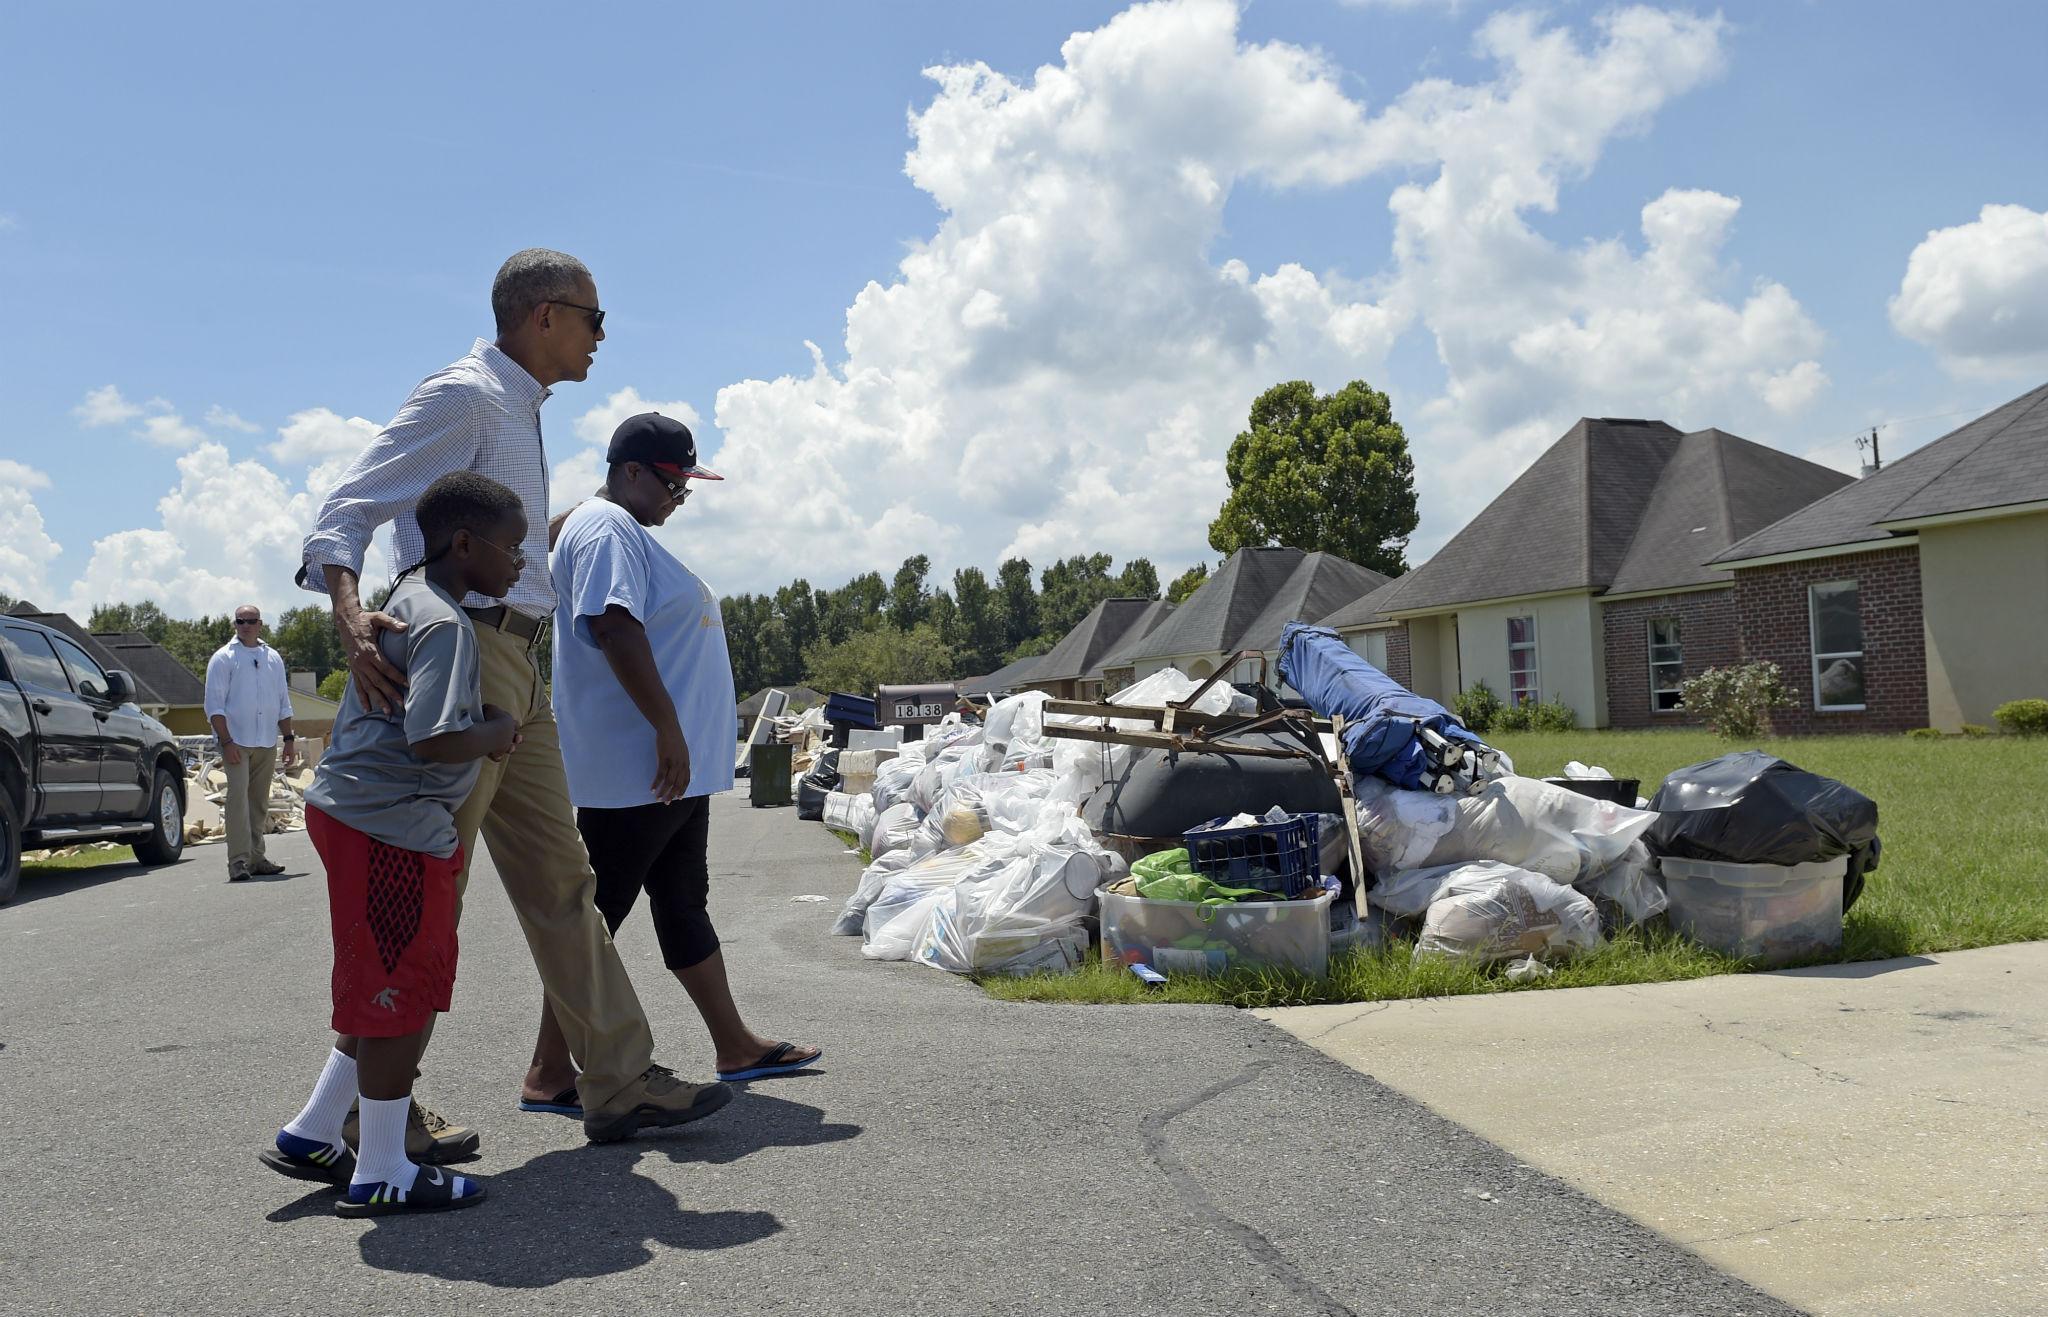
{"left": 301, "top": 338, "right": 556, "bottom": 616}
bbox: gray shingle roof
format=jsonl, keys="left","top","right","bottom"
{"left": 1317, "top": 573, "right": 1413, "bottom": 629}
{"left": 1112, "top": 547, "right": 1390, "bottom": 663}
{"left": 1605, "top": 429, "right": 1855, "bottom": 593}
{"left": 957, "top": 653, "right": 1046, "bottom": 698}
{"left": 1714, "top": 381, "right": 2048, "bottom": 563}
{"left": 91, "top": 632, "right": 207, "bottom": 706}
{"left": 1029, "top": 597, "right": 1170, "bottom": 684}
{"left": 1082, "top": 598, "right": 1174, "bottom": 680}
{"left": 1383, "top": 419, "right": 1682, "bottom": 613}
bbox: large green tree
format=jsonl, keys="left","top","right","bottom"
{"left": 803, "top": 622, "right": 955, "bottom": 695}
{"left": 886, "top": 555, "right": 931, "bottom": 632}
{"left": 1116, "top": 557, "right": 1160, "bottom": 600}
{"left": 949, "top": 567, "right": 1006, "bottom": 674}
{"left": 771, "top": 579, "right": 820, "bottom": 685}
{"left": 1166, "top": 563, "right": 1209, "bottom": 604}
{"left": 1036, "top": 553, "right": 1116, "bottom": 639}
{"left": 996, "top": 558, "right": 1038, "bottom": 651}
{"left": 1207, "top": 379, "right": 1419, "bottom": 577}
{"left": 88, "top": 601, "right": 172, "bottom": 642}
{"left": 271, "top": 604, "right": 346, "bottom": 680}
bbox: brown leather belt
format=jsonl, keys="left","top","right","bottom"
{"left": 463, "top": 604, "right": 548, "bottom": 648}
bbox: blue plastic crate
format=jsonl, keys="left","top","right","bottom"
{"left": 1183, "top": 812, "right": 1321, "bottom": 898}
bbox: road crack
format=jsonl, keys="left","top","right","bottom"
{"left": 1139, "top": 1061, "right": 1358, "bottom": 1317}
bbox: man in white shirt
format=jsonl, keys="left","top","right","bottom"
{"left": 203, "top": 605, "right": 296, "bottom": 882}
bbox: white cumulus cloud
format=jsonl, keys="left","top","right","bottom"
{"left": 206, "top": 405, "right": 262, "bottom": 433}
{"left": 0, "top": 459, "right": 62, "bottom": 604}
{"left": 74, "top": 384, "right": 143, "bottom": 427}
{"left": 1889, "top": 203, "right": 2048, "bottom": 379}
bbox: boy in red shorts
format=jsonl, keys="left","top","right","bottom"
{"left": 261, "top": 471, "right": 524, "bottom": 1216}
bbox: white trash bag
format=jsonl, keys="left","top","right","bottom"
{"left": 869, "top": 802, "right": 925, "bottom": 859}
{"left": 911, "top": 842, "right": 1112, "bottom": 975}
{"left": 1582, "top": 839, "right": 1668, "bottom": 927}
{"left": 1413, "top": 867, "right": 1604, "bottom": 968}
{"left": 1357, "top": 775, "right": 1656, "bottom": 885}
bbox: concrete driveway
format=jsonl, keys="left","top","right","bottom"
{"left": 1264, "top": 944, "right": 2048, "bottom": 1316}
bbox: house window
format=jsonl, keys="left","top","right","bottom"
{"left": 1648, "top": 618, "right": 1684, "bottom": 712}
{"left": 1809, "top": 580, "right": 1866, "bottom": 711}
{"left": 1507, "top": 616, "right": 1538, "bottom": 706}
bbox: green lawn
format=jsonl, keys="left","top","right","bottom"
{"left": 22, "top": 844, "right": 136, "bottom": 872}
{"left": 979, "top": 730, "right": 2048, "bottom": 1008}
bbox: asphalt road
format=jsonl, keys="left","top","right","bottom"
{"left": 0, "top": 794, "right": 1796, "bottom": 1316}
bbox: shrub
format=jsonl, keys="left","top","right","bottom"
{"left": 1905, "top": 727, "right": 1943, "bottom": 740}
{"left": 1961, "top": 723, "right": 1991, "bottom": 738}
{"left": 1993, "top": 698, "right": 2048, "bottom": 737}
{"left": 1494, "top": 702, "right": 1532, "bottom": 732}
{"left": 1452, "top": 680, "right": 1504, "bottom": 733}
{"left": 318, "top": 669, "right": 348, "bottom": 702}
{"left": 1527, "top": 695, "right": 1578, "bottom": 731}
{"left": 1679, "top": 660, "right": 1794, "bottom": 740}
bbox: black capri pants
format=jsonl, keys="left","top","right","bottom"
{"left": 577, "top": 796, "right": 719, "bottom": 972}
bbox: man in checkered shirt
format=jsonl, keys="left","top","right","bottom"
{"left": 298, "top": 249, "right": 734, "bottom": 1155}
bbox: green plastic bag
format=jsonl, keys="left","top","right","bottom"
{"left": 1131, "top": 848, "right": 1269, "bottom": 906}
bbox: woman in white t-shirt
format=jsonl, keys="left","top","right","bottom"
{"left": 521, "top": 415, "right": 820, "bottom": 1116}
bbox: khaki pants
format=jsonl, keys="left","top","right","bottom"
{"left": 451, "top": 624, "right": 654, "bottom": 1111}
{"left": 224, "top": 744, "right": 276, "bottom": 868}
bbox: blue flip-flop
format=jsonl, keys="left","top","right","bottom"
{"left": 717, "top": 1043, "right": 823, "bottom": 1083}
{"left": 517, "top": 1085, "right": 582, "bottom": 1117}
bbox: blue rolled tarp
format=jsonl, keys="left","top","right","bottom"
{"left": 1276, "top": 621, "right": 1485, "bottom": 791}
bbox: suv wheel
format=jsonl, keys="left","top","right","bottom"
{"left": 0, "top": 788, "right": 19, "bottom": 904}
{"left": 132, "top": 769, "right": 185, "bottom": 866}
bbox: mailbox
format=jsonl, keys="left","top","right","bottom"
{"left": 876, "top": 683, "right": 958, "bottom": 729}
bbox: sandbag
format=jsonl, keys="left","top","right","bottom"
{"left": 1413, "top": 868, "right": 1603, "bottom": 967}
{"left": 1646, "top": 751, "right": 1878, "bottom": 910}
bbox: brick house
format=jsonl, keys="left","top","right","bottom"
{"left": 1313, "top": 419, "right": 1853, "bottom": 728}
{"left": 1711, "top": 381, "right": 2048, "bottom": 733}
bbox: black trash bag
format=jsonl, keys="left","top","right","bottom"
{"left": 1646, "top": 751, "right": 1879, "bottom": 911}
{"left": 795, "top": 750, "right": 843, "bottom": 822}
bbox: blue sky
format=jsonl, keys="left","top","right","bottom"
{"left": 3, "top": 0, "right": 2045, "bottom": 616}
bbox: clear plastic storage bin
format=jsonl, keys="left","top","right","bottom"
{"left": 1101, "top": 888, "right": 1332, "bottom": 977}
{"left": 1660, "top": 855, "right": 1846, "bottom": 967}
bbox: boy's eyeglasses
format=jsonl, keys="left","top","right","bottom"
{"left": 473, "top": 535, "right": 527, "bottom": 569}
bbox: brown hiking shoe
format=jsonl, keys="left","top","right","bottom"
{"left": 583, "top": 1065, "right": 733, "bottom": 1144}
{"left": 248, "top": 859, "right": 286, "bottom": 876}
{"left": 228, "top": 859, "right": 251, "bottom": 882}
{"left": 342, "top": 1099, "right": 481, "bottom": 1164}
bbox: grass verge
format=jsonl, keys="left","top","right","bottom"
{"left": 23, "top": 844, "right": 137, "bottom": 873}
{"left": 976, "top": 730, "right": 2048, "bottom": 1008}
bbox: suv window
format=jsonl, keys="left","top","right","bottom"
{"left": 46, "top": 632, "right": 112, "bottom": 701}
{"left": 0, "top": 626, "right": 74, "bottom": 693}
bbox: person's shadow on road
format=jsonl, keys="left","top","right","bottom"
{"left": 268, "top": 1089, "right": 860, "bottom": 1287}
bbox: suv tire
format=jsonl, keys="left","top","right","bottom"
{"left": 0, "top": 787, "right": 20, "bottom": 905}
{"left": 132, "top": 768, "right": 185, "bottom": 866}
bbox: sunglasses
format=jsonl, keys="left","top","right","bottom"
{"left": 234, "top": 618, "right": 261, "bottom": 626}
{"left": 552, "top": 300, "right": 605, "bottom": 333}
{"left": 658, "top": 473, "right": 693, "bottom": 505}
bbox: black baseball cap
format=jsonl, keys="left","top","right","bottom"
{"left": 606, "top": 412, "right": 723, "bottom": 481}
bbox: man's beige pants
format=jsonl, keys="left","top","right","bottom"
{"left": 451, "top": 624, "right": 655, "bottom": 1112}
{"left": 224, "top": 745, "right": 276, "bottom": 870}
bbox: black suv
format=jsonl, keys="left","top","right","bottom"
{"left": 0, "top": 615, "right": 187, "bottom": 902}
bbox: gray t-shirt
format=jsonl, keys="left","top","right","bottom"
{"left": 305, "top": 576, "right": 483, "bottom": 857}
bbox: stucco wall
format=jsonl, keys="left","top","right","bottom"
{"left": 1403, "top": 616, "right": 1454, "bottom": 703}
{"left": 1919, "top": 512, "right": 2048, "bottom": 730}
{"left": 1454, "top": 594, "right": 1604, "bottom": 727}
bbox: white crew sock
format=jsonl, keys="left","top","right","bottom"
{"left": 282, "top": 1047, "right": 358, "bottom": 1149}
{"left": 350, "top": 1095, "right": 420, "bottom": 1192}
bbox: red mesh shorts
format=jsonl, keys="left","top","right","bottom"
{"left": 308, "top": 805, "right": 462, "bottom": 1038}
